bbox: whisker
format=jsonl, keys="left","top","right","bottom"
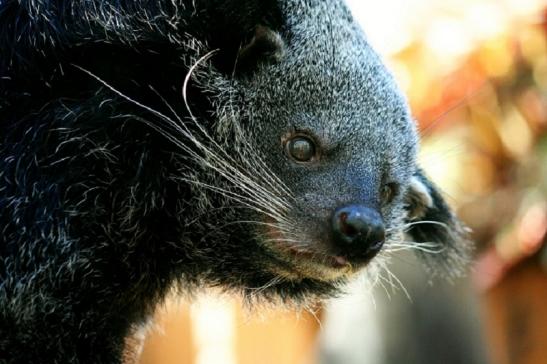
{"left": 383, "top": 268, "right": 412, "bottom": 302}
{"left": 386, "top": 241, "right": 446, "bottom": 254}
{"left": 403, "top": 220, "right": 449, "bottom": 230}
{"left": 175, "top": 177, "right": 290, "bottom": 224}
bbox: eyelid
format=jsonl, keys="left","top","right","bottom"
{"left": 295, "top": 127, "right": 341, "bottom": 153}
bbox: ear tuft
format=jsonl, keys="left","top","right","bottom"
{"left": 236, "top": 25, "right": 285, "bottom": 74}
{"left": 404, "top": 170, "right": 472, "bottom": 279}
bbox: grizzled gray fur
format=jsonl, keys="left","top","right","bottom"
{"left": 0, "top": 0, "right": 469, "bottom": 362}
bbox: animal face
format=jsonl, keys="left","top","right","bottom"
{"left": 238, "top": 27, "right": 416, "bottom": 281}
{"left": 215, "top": 3, "right": 470, "bottom": 286}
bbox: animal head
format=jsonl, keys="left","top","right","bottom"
{"left": 1, "top": 0, "right": 470, "bottom": 302}
{"left": 195, "top": 2, "right": 471, "bottom": 295}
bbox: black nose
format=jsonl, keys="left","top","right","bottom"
{"left": 331, "top": 204, "right": 385, "bottom": 262}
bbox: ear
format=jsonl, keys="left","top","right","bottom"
{"left": 404, "top": 169, "right": 471, "bottom": 278}
{"left": 235, "top": 25, "right": 285, "bottom": 74}
{"left": 199, "top": 0, "right": 285, "bottom": 75}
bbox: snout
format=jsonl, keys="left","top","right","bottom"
{"left": 331, "top": 204, "right": 385, "bottom": 263}
{"left": 264, "top": 202, "right": 387, "bottom": 280}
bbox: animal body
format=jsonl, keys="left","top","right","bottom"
{"left": 0, "top": 0, "right": 469, "bottom": 362}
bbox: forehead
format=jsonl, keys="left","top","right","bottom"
{"left": 246, "top": 37, "right": 415, "bottom": 158}
{"left": 239, "top": 0, "right": 418, "bottom": 174}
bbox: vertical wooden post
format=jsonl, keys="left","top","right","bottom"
{"left": 235, "top": 307, "right": 321, "bottom": 364}
{"left": 482, "top": 259, "right": 547, "bottom": 364}
{"left": 139, "top": 300, "right": 195, "bottom": 364}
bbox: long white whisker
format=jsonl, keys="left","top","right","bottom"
{"left": 74, "top": 64, "right": 295, "bottom": 242}
{"left": 180, "top": 51, "right": 294, "bottom": 202}
{"left": 383, "top": 268, "right": 411, "bottom": 302}
{"left": 403, "top": 220, "right": 449, "bottom": 230}
{"left": 175, "top": 177, "right": 290, "bottom": 224}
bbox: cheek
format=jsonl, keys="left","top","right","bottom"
{"left": 381, "top": 202, "right": 406, "bottom": 236}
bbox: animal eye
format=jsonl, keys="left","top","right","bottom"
{"left": 286, "top": 136, "right": 316, "bottom": 162}
{"left": 381, "top": 183, "right": 399, "bottom": 205}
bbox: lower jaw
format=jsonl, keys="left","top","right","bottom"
{"left": 268, "top": 252, "right": 357, "bottom": 282}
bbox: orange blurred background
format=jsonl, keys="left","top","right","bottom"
{"left": 138, "top": 1, "right": 547, "bottom": 363}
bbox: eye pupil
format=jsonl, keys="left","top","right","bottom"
{"left": 287, "top": 136, "right": 315, "bottom": 162}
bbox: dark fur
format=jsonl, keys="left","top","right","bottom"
{"left": 0, "top": 1, "right": 470, "bottom": 362}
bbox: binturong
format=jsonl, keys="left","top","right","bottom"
{"left": 0, "top": 0, "right": 470, "bottom": 362}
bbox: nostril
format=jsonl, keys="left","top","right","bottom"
{"left": 336, "top": 208, "right": 374, "bottom": 240}
{"left": 339, "top": 212, "right": 359, "bottom": 238}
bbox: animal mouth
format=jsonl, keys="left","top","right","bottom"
{"left": 268, "top": 242, "right": 359, "bottom": 282}
{"left": 263, "top": 218, "right": 376, "bottom": 280}
{"left": 263, "top": 223, "right": 357, "bottom": 280}
{"left": 283, "top": 246, "right": 351, "bottom": 270}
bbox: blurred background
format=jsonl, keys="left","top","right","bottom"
{"left": 139, "top": 1, "right": 547, "bottom": 363}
